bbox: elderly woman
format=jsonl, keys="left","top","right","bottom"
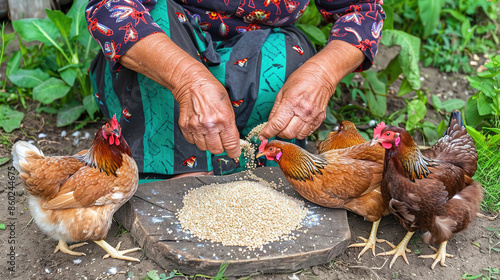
{"left": 86, "top": 0, "right": 384, "bottom": 178}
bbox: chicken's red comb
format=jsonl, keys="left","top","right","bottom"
{"left": 373, "top": 121, "right": 385, "bottom": 138}
{"left": 258, "top": 139, "right": 268, "bottom": 154}
{"left": 111, "top": 114, "right": 119, "bottom": 128}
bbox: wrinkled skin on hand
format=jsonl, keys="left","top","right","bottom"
{"left": 174, "top": 69, "right": 241, "bottom": 159}
{"left": 259, "top": 40, "right": 365, "bottom": 141}
{"left": 120, "top": 33, "right": 241, "bottom": 159}
{"left": 263, "top": 60, "right": 336, "bottom": 140}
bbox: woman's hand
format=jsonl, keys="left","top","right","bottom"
{"left": 259, "top": 40, "right": 365, "bottom": 140}
{"left": 120, "top": 33, "right": 241, "bottom": 159}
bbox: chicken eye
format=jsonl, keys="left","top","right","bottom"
{"left": 386, "top": 132, "right": 390, "bottom": 136}
{"left": 269, "top": 147, "right": 275, "bottom": 152}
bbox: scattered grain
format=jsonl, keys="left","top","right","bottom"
{"left": 177, "top": 180, "right": 307, "bottom": 249}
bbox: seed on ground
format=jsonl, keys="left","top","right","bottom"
{"left": 176, "top": 180, "right": 307, "bottom": 249}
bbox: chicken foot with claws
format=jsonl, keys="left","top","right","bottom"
{"left": 419, "top": 241, "right": 453, "bottom": 269}
{"left": 94, "top": 240, "right": 142, "bottom": 262}
{"left": 349, "top": 219, "right": 395, "bottom": 257}
{"left": 377, "top": 231, "right": 414, "bottom": 268}
{"left": 54, "top": 240, "right": 88, "bottom": 256}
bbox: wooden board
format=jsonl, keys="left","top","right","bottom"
{"left": 115, "top": 167, "right": 351, "bottom": 276}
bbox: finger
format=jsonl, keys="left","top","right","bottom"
{"left": 204, "top": 133, "right": 225, "bottom": 155}
{"left": 192, "top": 133, "right": 208, "bottom": 151}
{"left": 221, "top": 125, "right": 241, "bottom": 159}
{"left": 278, "top": 116, "right": 306, "bottom": 139}
{"left": 259, "top": 105, "right": 294, "bottom": 140}
{"left": 296, "top": 124, "right": 315, "bottom": 140}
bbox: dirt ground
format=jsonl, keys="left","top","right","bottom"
{"left": 0, "top": 45, "right": 499, "bottom": 280}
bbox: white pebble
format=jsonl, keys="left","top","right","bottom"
{"left": 73, "top": 259, "right": 82, "bottom": 264}
{"left": 61, "top": 130, "right": 67, "bottom": 137}
{"left": 45, "top": 268, "right": 50, "bottom": 273}
{"left": 38, "top": 133, "right": 47, "bottom": 138}
{"left": 72, "top": 131, "right": 81, "bottom": 137}
{"left": 108, "top": 267, "right": 117, "bottom": 274}
{"left": 28, "top": 140, "right": 35, "bottom": 144}
{"left": 84, "top": 132, "right": 91, "bottom": 139}
{"left": 368, "top": 119, "right": 377, "bottom": 128}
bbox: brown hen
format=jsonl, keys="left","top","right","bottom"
{"left": 12, "top": 115, "right": 141, "bottom": 261}
{"left": 257, "top": 131, "right": 388, "bottom": 257}
{"left": 317, "top": 121, "right": 367, "bottom": 153}
{"left": 373, "top": 110, "right": 482, "bottom": 269}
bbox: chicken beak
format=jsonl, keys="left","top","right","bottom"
{"left": 370, "top": 137, "right": 379, "bottom": 146}
{"left": 112, "top": 129, "right": 120, "bottom": 138}
{"left": 256, "top": 152, "right": 265, "bottom": 158}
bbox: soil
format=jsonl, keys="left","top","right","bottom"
{"left": 0, "top": 44, "right": 499, "bottom": 280}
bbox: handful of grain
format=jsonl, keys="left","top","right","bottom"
{"left": 177, "top": 180, "right": 307, "bottom": 249}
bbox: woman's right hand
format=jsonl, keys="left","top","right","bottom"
{"left": 120, "top": 33, "right": 241, "bottom": 159}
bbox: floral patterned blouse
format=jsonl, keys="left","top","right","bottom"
{"left": 86, "top": 0, "right": 385, "bottom": 71}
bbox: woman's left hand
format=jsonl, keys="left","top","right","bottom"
{"left": 259, "top": 40, "right": 365, "bottom": 140}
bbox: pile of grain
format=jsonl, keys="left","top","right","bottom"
{"left": 176, "top": 180, "right": 307, "bottom": 249}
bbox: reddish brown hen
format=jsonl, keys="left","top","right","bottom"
{"left": 317, "top": 120, "right": 367, "bottom": 153}
{"left": 373, "top": 110, "right": 482, "bottom": 269}
{"left": 12, "top": 115, "right": 140, "bottom": 261}
{"left": 257, "top": 130, "right": 388, "bottom": 257}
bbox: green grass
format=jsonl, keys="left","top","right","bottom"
{"left": 473, "top": 136, "right": 500, "bottom": 213}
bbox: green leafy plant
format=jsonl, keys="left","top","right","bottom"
{"left": 7, "top": 0, "right": 100, "bottom": 129}
{"left": 387, "top": 0, "right": 499, "bottom": 73}
{"left": 466, "top": 55, "right": 500, "bottom": 128}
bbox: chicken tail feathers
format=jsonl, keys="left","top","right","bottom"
{"left": 443, "top": 110, "right": 464, "bottom": 137}
{"left": 423, "top": 110, "right": 477, "bottom": 176}
{"left": 12, "top": 141, "right": 44, "bottom": 173}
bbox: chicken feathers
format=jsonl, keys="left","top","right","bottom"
{"left": 11, "top": 115, "right": 141, "bottom": 261}
{"left": 373, "top": 110, "right": 482, "bottom": 269}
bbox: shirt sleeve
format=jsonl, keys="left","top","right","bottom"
{"left": 86, "top": 0, "right": 165, "bottom": 70}
{"left": 315, "top": 0, "right": 385, "bottom": 71}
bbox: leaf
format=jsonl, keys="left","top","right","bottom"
{"left": 381, "top": 30, "right": 421, "bottom": 90}
{"left": 12, "top": 18, "right": 60, "bottom": 46}
{"left": 422, "top": 121, "right": 438, "bottom": 144}
{"left": 382, "top": 5, "right": 394, "bottom": 30}
{"left": 418, "top": 0, "right": 444, "bottom": 38}
{"left": 46, "top": 9, "right": 72, "bottom": 40}
{"left": 465, "top": 97, "right": 482, "bottom": 127}
{"left": 57, "top": 104, "right": 85, "bottom": 127}
{"left": 0, "top": 105, "right": 25, "bottom": 133}
{"left": 67, "top": 0, "right": 89, "bottom": 39}
{"left": 467, "top": 76, "right": 497, "bottom": 98}
{"left": 476, "top": 92, "right": 495, "bottom": 116}
{"left": 436, "top": 120, "right": 446, "bottom": 136}
{"left": 147, "top": 270, "right": 160, "bottom": 280}
{"left": 6, "top": 51, "right": 22, "bottom": 77}
{"left": 431, "top": 95, "right": 443, "bottom": 110}
{"left": 295, "top": 24, "right": 327, "bottom": 45}
{"left": 0, "top": 158, "right": 9, "bottom": 166}
{"left": 441, "top": 99, "right": 465, "bottom": 112}
{"left": 33, "top": 78, "right": 71, "bottom": 104}
{"left": 441, "top": 8, "right": 467, "bottom": 21}
{"left": 0, "top": 223, "right": 5, "bottom": 230}
{"left": 59, "top": 65, "right": 78, "bottom": 86}
{"left": 83, "top": 95, "right": 99, "bottom": 119}
{"left": 405, "top": 99, "right": 426, "bottom": 131}
{"left": 398, "top": 78, "right": 414, "bottom": 96}
{"left": 362, "top": 70, "right": 387, "bottom": 117}
{"left": 36, "top": 106, "right": 59, "bottom": 114}
{"left": 8, "top": 69, "right": 50, "bottom": 88}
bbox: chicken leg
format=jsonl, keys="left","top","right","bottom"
{"left": 377, "top": 231, "right": 414, "bottom": 268}
{"left": 54, "top": 240, "right": 88, "bottom": 256}
{"left": 419, "top": 241, "right": 453, "bottom": 269}
{"left": 348, "top": 219, "right": 395, "bottom": 257}
{"left": 94, "top": 240, "right": 142, "bottom": 262}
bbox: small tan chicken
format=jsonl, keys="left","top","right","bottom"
{"left": 11, "top": 115, "right": 141, "bottom": 261}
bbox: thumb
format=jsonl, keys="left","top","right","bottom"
{"left": 259, "top": 105, "right": 293, "bottom": 140}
